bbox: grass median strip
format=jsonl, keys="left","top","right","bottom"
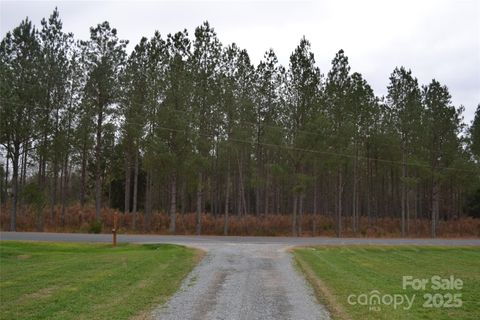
{"left": 294, "top": 246, "right": 480, "bottom": 320}
{"left": 0, "top": 241, "right": 203, "bottom": 320}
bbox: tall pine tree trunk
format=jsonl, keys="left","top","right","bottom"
{"left": 432, "top": 177, "right": 439, "bottom": 238}
{"left": 255, "top": 183, "right": 261, "bottom": 216}
{"left": 180, "top": 178, "right": 186, "bottom": 215}
{"left": 169, "top": 172, "right": 177, "bottom": 234}
{"left": 276, "top": 184, "right": 280, "bottom": 215}
{"left": 94, "top": 107, "right": 103, "bottom": 220}
{"left": 144, "top": 170, "right": 152, "bottom": 232}
{"left": 236, "top": 168, "right": 242, "bottom": 216}
{"left": 60, "top": 154, "right": 68, "bottom": 228}
{"left": 10, "top": 144, "right": 20, "bottom": 231}
{"left": 352, "top": 147, "right": 358, "bottom": 234}
{"left": 313, "top": 173, "right": 318, "bottom": 236}
{"left": 50, "top": 110, "right": 60, "bottom": 222}
{"left": 264, "top": 171, "right": 269, "bottom": 216}
{"left": 298, "top": 194, "right": 304, "bottom": 236}
{"left": 124, "top": 155, "right": 131, "bottom": 214}
{"left": 237, "top": 154, "right": 247, "bottom": 216}
{"left": 367, "top": 149, "right": 374, "bottom": 227}
{"left": 401, "top": 150, "right": 407, "bottom": 237}
{"left": 224, "top": 163, "right": 230, "bottom": 236}
{"left": 196, "top": 172, "right": 202, "bottom": 235}
{"left": 50, "top": 159, "right": 58, "bottom": 221}
{"left": 406, "top": 188, "right": 410, "bottom": 235}
{"left": 3, "top": 143, "right": 10, "bottom": 208}
{"left": 80, "top": 139, "right": 87, "bottom": 208}
{"left": 132, "top": 150, "right": 139, "bottom": 229}
{"left": 336, "top": 168, "right": 343, "bottom": 237}
{"left": 19, "top": 143, "right": 27, "bottom": 216}
{"left": 292, "top": 194, "right": 298, "bottom": 236}
{"left": 38, "top": 131, "right": 47, "bottom": 188}
{"left": 413, "top": 185, "right": 418, "bottom": 235}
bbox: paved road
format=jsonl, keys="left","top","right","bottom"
{"left": 1, "top": 232, "right": 479, "bottom": 246}
{"left": 2, "top": 232, "right": 479, "bottom": 320}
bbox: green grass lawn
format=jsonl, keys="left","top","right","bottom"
{"left": 294, "top": 246, "right": 480, "bottom": 320}
{"left": 0, "top": 241, "right": 202, "bottom": 320}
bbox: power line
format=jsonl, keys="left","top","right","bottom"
{"left": 0, "top": 96, "right": 468, "bottom": 152}
{"left": 147, "top": 123, "right": 478, "bottom": 174}
{"left": 1, "top": 97, "right": 477, "bottom": 174}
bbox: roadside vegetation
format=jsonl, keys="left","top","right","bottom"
{"left": 294, "top": 246, "right": 480, "bottom": 319}
{"left": 0, "top": 241, "right": 202, "bottom": 320}
{"left": 2, "top": 204, "right": 479, "bottom": 237}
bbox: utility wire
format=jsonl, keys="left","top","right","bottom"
{"left": 142, "top": 123, "right": 478, "bottom": 174}
{"left": 0, "top": 96, "right": 446, "bottom": 151}
{"left": 1, "top": 97, "right": 476, "bottom": 173}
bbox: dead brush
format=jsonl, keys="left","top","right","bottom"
{"left": 1, "top": 204, "right": 478, "bottom": 237}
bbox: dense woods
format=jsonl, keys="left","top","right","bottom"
{"left": 1, "top": 10, "right": 479, "bottom": 237}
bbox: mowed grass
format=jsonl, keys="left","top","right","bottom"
{"left": 294, "top": 246, "right": 480, "bottom": 320}
{"left": 0, "top": 241, "right": 202, "bottom": 320}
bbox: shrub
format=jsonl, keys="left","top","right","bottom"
{"left": 88, "top": 219, "right": 102, "bottom": 234}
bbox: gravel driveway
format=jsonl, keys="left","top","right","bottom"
{"left": 151, "top": 242, "right": 330, "bottom": 320}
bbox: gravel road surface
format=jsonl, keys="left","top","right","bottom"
{"left": 152, "top": 243, "right": 329, "bottom": 320}
{"left": 2, "top": 232, "right": 479, "bottom": 320}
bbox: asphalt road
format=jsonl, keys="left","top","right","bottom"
{"left": 2, "top": 232, "right": 479, "bottom": 320}
{"left": 1, "top": 232, "right": 479, "bottom": 247}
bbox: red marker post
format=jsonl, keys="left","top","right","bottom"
{"left": 112, "top": 212, "right": 118, "bottom": 247}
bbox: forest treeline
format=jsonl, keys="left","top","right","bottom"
{"left": 1, "top": 9, "right": 480, "bottom": 237}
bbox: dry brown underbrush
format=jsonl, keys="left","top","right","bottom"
{"left": 0, "top": 204, "right": 479, "bottom": 238}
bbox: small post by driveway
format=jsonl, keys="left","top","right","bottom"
{"left": 112, "top": 212, "right": 118, "bottom": 247}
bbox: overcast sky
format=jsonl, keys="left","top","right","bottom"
{"left": 1, "top": 0, "right": 479, "bottom": 123}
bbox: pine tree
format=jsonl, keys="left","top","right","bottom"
{"left": 286, "top": 37, "right": 321, "bottom": 235}
{"left": 81, "top": 22, "right": 127, "bottom": 220}
{"left": 38, "top": 8, "right": 74, "bottom": 222}
{"left": 423, "top": 80, "right": 462, "bottom": 237}
{"left": 142, "top": 31, "right": 168, "bottom": 230}
{"left": 325, "top": 49, "right": 351, "bottom": 237}
{"left": 348, "top": 72, "right": 378, "bottom": 234}
{"left": 0, "top": 18, "right": 41, "bottom": 231}
{"left": 387, "top": 67, "right": 423, "bottom": 236}
{"left": 191, "top": 22, "right": 222, "bottom": 234}
{"left": 255, "top": 48, "right": 285, "bottom": 218}
{"left": 122, "top": 37, "right": 149, "bottom": 217}
{"left": 163, "top": 30, "right": 192, "bottom": 234}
